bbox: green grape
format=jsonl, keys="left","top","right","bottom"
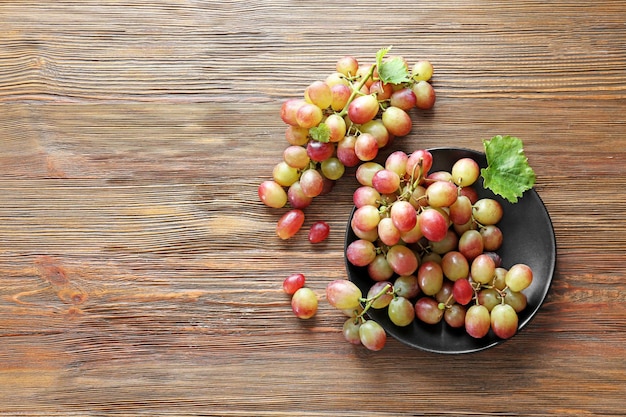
{"left": 505, "top": 264, "right": 533, "bottom": 292}
{"left": 342, "top": 318, "right": 362, "bottom": 345}
{"left": 326, "top": 279, "right": 363, "bottom": 310}
{"left": 470, "top": 253, "right": 496, "bottom": 284}
{"left": 490, "top": 303, "right": 518, "bottom": 339}
{"left": 393, "top": 275, "right": 420, "bottom": 299}
{"left": 321, "top": 157, "right": 345, "bottom": 181}
{"left": 473, "top": 198, "right": 503, "bottom": 225}
{"left": 388, "top": 297, "right": 415, "bottom": 327}
{"left": 368, "top": 281, "right": 394, "bottom": 309}
{"left": 291, "top": 287, "right": 318, "bottom": 319}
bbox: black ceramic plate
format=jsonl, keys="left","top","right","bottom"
{"left": 344, "top": 147, "right": 556, "bottom": 354}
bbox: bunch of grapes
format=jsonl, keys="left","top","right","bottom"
{"left": 258, "top": 50, "right": 436, "bottom": 241}
{"left": 340, "top": 148, "right": 534, "bottom": 350}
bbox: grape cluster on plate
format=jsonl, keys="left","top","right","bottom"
{"left": 334, "top": 149, "right": 534, "bottom": 350}
{"left": 258, "top": 49, "right": 436, "bottom": 242}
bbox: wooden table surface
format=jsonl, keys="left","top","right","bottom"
{"left": 1, "top": 1, "right": 625, "bottom": 416}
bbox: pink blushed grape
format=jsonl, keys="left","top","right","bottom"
{"left": 358, "top": 320, "right": 387, "bottom": 351}
{"left": 465, "top": 304, "right": 490, "bottom": 338}
{"left": 291, "top": 287, "right": 318, "bottom": 319}
{"left": 308, "top": 221, "right": 330, "bottom": 244}
{"left": 490, "top": 303, "right": 518, "bottom": 339}
{"left": 326, "top": 279, "right": 363, "bottom": 310}
{"left": 276, "top": 209, "right": 305, "bottom": 240}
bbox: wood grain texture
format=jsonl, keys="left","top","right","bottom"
{"left": 1, "top": 1, "right": 625, "bottom": 416}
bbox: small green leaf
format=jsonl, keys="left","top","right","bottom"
{"left": 376, "top": 46, "right": 410, "bottom": 85}
{"left": 309, "top": 123, "right": 331, "bottom": 143}
{"left": 481, "top": 135, "right": 536, "bottom": 203}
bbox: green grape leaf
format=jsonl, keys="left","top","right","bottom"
{"left": 481, "top": 135, "right": 536, "bottom": 203}
{"left": 376, "top": 46, "right": 410, "bottom": 85}
{"left": 309, "top": 123, "right": 330, "bottom": 143}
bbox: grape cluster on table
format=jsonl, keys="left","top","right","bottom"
{"left": 258, "top": 52, "right": 436, "bottom": 241}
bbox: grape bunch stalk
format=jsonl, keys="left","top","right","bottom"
{"left": 258, "top": 47, "right": 436, "bottom": 241}
{"left": 336, "top": 148, "right": 535, "bottom": 350}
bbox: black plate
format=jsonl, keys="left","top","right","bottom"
{"left": 344, "top": 147, "right": 556, "bottom": 354}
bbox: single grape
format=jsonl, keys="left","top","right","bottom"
{"left": 307, "top": 140, "right": 334, "bottom": 163}
{"left": 276, "top": 209, "right": 305, "bottom": 240}
{"left": 354, "top": 133, "right": 379, "bottom": 162}
{"left": 390, "top": 200, "right": 418, "bottom": 232}
{"left": 299, "top": 168, "right": 324, "bottom": 198}
{"left": 409, "top": 185, "right": 428, "bottom": 208}
{"left": 272, "top": 161, "right": 299, "bottom": 187}
{"left": 352, "top": 204, "right": 380, "bottom": 232}
{"left": 326, "top": 279, "right": 363, "bottom": 310}
{"left": 382, "top": 106, "right": 412, "bottom": 137}
{"left": 385, "top": 150, "right": 409, "bottom": 177}
{"left": 348, "top": 94, "right": 379, "bottom": 125}
{"left": 336, "top": 55, "right": 359, "bottom": 77}
{"left": 346, "top": 239, "right": 377, "bottom": 267}
{"left": 282, "top": 273, "right": 305, "bottom": 295}
{"left": 304, "top": 80, "right": 332, "bottom": 109}
{"left": 367, "top": 253, "right": 395, "bottom": 282}
{"left": 503, "top": 288, "right": 528, "bottom": 313}
{"left": 360, "top": 119, "right": 390, "bottom": 149}
{"left": 367, "top": 281, "right": 394, "bottom": 309}
{"left": 470, "top": 253, "right": 496, "bottom": 284}
{"left": 458, "top": 229, "right": 484, "bottom": 261}
{"left": 353, "top": 186, "right": 381, "bottom": 208}
{"left": 388, "top": 297, "right": 415, "bottom": 327}
{"left": 426, "top": 180, "right": 458, "bottom": 208}
{"left": 393, "top": 274, "right": 420, "bottom": 299}
{"left": 406, "top": 149, "right": 433, "bottom": 180}
{"left": 427, "top": 170, "right": 453, "bottom": 183}
{"left": 287, "top": 181, "right": 313, "bottom": 209}
{"left": 377, "top": 217, "right": 401, "bottom": 246}
{"left": 390, "top": 87, "right": 417, "bottom": 111}
{"left": 452, "top": 278, "right": 474, "bottom": 306}
{"left": 477, "top": 288, "right": 501, "bottom": 311}
{"left": 325, "top": 113, "right": 347, "bottom": 143}
{"left": 465, "top": 304, "right": 490, "bottom": 338}
{"left": 415, "top": 297, "right": 444, "bottom": 324}
{"left": 337, "top": 135, "right": 360, "bottom": 167}
{"left": 473, "top": 198, "right": 504, "bottom": 225}
{"left": 291, "top": 287, "right": 318, "bottom": 319}
{"left": 419, "top": 208, "right": 448, "bottom": 242}
{"left": 321, "top": 157, "right": 345, "bottom": 181}
{"left": 493, "top": 267, "right": 508, "bottom": 290}
{"left": 342, "top": 318, "right": 362, "bottom": 345}
{"left": 412, "top": 60, "right": 434, "bottom": 82}
{"left": 355, "top": 162, "right": 384, "bottom": 187}
{"left": 308, "top": 221, "right": 330, "bottom": 243}
{"left": 490, "top": 303, "right": 518, "bottom": 339}
{"left": 359, "top": 320, "right": 387, "bottom": 351}
{"left": 480, "top": 224, "right": 503, "bottom": 251}
{"left": 280, "top": 98, "right": 307, "bottom": 126}
{"left": 441, "top": 251, "right": 469, "bottom": 282}
{"left": 418, "top": 261, "right": 444, "bottom": 296}
{"left": 451, "top": 157, "right": 480, "bottom": 187}
{"left": 429, "top": 229, "right": 459, "bottom": 254}
{"left": 505, "top": 264, "right": 533, "bottom": 292}
{"left": 356, "top": 64, "right": 375, "bottom": 88}
{"left": 449, "top": 195, "right": 473, "bottom": 225}
{"left": 413, "top": 80, "right": 436, "bottom": 110}
{"left": 283, "top": 145, "right": 310, "bottom": 170}
{"left": 444, "top": 303, "right": 466, "bottom": 328}
{"left": 258, "top": 180, "right": 287, "bottom": 209}
{"left": 295, "top": 102, "right": 323, "bottom": 129}
{"left": 285, "top": 125, "right": 309, "bottom": 146}
{"left": 386, "top": 244, "right": 419, "bottom": 276}
{"left": 372, "top": 169, "right": 401, "bottom": 195}
{"left": 325, "top": 71, "right": 349, "bottom": 88}
{"left": 421, "top": 251, "right": 442, "bottom": 264}
{"left": 330, "top": 83, "right": 352, "bottom": 112}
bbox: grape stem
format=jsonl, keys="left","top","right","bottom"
{"left": 337, "top": 64, "right": 377, "bottom": 118}
{"left": 356, "top": 283, "right": 392, "bottom": 321}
